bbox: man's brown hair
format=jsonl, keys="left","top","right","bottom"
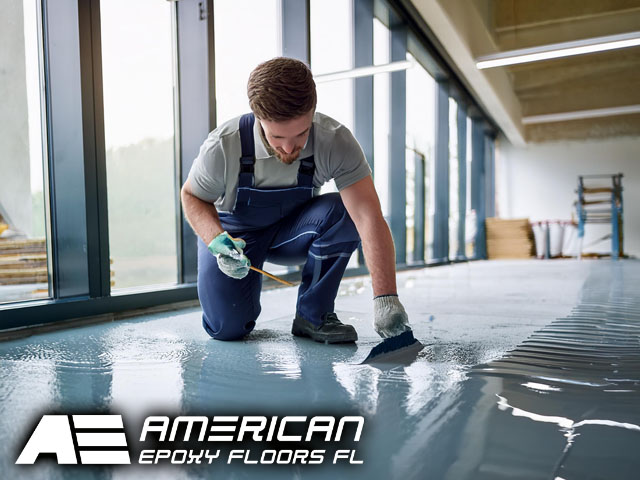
{"left": 247, "top": 57, "right": 317, "bottom": 121}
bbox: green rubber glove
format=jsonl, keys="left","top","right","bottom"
{"left": 207, "top": 231, "right": 251, "bottom": 279}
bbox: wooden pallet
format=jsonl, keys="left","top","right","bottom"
{"left": 0, "top": 253, "right": 47, "bottom": 269}
{"left": 485, "top": 218, "right": 536, "bottom": 259}
{"left": 0, "top": 238, "right": 47, "bottom": 285}
{"left": 0, "top": 268, "right": 48, "bottom": 285}
{"left": 0, "top": 237, "right": 117, "bottom": 286}
{"left": 0, "top": 238, "right": 46, "bottom": 254}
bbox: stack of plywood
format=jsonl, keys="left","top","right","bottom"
{"left": 0, "top": 238, "right": 48, "bottom": 285}
{"left": 485, "top": 218, "right": 536, "bottom": 259}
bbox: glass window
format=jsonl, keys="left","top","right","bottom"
{"left": 311, "top": 0, "right": 354, "bottom": 196}
{"left": 449, "top": 97, "right": 459, "bottom": 260}
{"left": 465, "top": 116, "right": 475, "bottom": 257}
{"left": 405, "top": 53, "right": 436, "bottom": 262}
{"left": 311, "top": 0, "right": 358, "bottom": 268}
{"left": 311, "top": 0, "right": 354, "bottom": 130}
{"left": 0, "top": 0, "right": 50, "bottom": 304}
{"left": 405, "top": 146, "right": 416, "bottom": 263}
{"left": 373, "top": 18, "right": 390, "bottom": 217}
{"left": 101, "top": 0, "right": 178, "bottom": 290}
{"left": 214, "top": 0, "right": 280, "bottom": 122}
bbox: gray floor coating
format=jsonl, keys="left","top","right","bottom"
{"left": 1, "top": 259, "right": 638, "bottom": 479}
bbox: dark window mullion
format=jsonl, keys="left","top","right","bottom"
{"left": 42, "top": 0, "right": 90, "bottom": 298}
{"left": 471, "top": 117, "right": 487, "bottom": 259}
{"left": 432, "top": 80, "right": 449, "bottom": 263}
{"left": 456, "top": 103, "right": 468, "bottom": 260}
{"left": 78, "top": 0, "right": 110, "bottom": 298}
{"left": 176, "top": 0, "right": 213, "bottom": 284}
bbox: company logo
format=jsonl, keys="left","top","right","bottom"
{"left": 17, "top": 414, "right": 364, "bottom": 466}
{"left": 16, "top": 415, "right": 130, "bottom": 465}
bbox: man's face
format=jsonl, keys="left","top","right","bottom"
{"left": 259, "top": 110, "right": 314, "bottom": 165}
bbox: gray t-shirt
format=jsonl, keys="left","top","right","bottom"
{"left": 187, "top": 112, "right": 372, "bottom": 212}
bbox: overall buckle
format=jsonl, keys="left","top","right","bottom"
{"left": 240, "top": 156, "right": 255, "bottom": 173}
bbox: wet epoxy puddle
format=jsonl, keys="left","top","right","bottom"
{"left": 1, "top": 260, "right": 639, "bottom": 479}
{"left": 465, "top": 262, "right": 640, "bottom": 479}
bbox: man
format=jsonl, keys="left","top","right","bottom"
{"left": 181, "top": 57, "right": 411, "bottom": 344}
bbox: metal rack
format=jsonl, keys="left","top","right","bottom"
{"left": 576, "top": 173, "right": 623, "bottom": 259}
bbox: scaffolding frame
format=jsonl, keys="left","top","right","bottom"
{"left": 576, "top": 173, "right": 623, "bottom": 259}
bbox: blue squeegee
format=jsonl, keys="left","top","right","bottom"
{"left": 361, "top": 330, "right": 424, "bottom": 364}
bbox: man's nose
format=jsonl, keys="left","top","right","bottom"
{"left": 282, "top": 141, "right": 295, "bottom": 154}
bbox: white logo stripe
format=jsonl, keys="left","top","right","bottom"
{"left": 73, "top": 415, "right": 124, "bottom": 429}
{"left": 76, "top": 432, "right": 127, "bottom": 447}
{"left": 79, "top": 451, "right": 131, "bottom": 465}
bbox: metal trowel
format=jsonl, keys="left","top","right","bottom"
{"left": 361, "top": 330, "right": 424, "bottom": 364}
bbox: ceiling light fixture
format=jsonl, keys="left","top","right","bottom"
{"left": 476, "top": 31, "right": 640, "bottom": 69}
{"left": 314, "top": 60, "right": 414, "bottom": 83}
{"left": 522, "top": 105, "right": 640, "bottom": 124}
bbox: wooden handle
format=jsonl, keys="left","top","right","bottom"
{"left": 230, "top": 236, "right": 295, "bottom": 287}
{"left": 249, "top": 266, "right": 296, "bottom": 287}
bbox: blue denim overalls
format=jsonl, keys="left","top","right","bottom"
{"left": 197, "top": 113, "right": 361, "bottom": 340}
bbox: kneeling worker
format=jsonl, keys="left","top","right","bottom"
{"left": 181, "top": 57, "right": 411, "bottom": 344}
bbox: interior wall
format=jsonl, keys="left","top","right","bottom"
{"left": 496, "top": 134, "right": 640, "bottom": 257}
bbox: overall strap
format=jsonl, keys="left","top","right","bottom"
{"left": 238, "top": 113, "right": 256, "bottom": 188}
{"left": 297, "top": 155, "right": 315, "bottom": 188}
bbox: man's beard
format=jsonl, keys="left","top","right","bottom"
{"left": 274, "top": 147, "right": 302, "bottom": 165}
{"left": 259, "top": 124, "right": 302, "bottom": 165}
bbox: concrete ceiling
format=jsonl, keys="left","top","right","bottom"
{"left": 410, "top": 0, "right": 640, "bottom": 144}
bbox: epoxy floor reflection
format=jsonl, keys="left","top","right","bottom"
{"left": 1, "top": 259, "right": 639, "bottom": 479}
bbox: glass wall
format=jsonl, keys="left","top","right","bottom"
{"left": 449, "top": 97, "right": 459, "bottom": 260}
{"left": 311, "top": 0, "right": 354, "bottom": 132}
{"left": 311, "top": 0, "right": 355, "bottom": 196}
{"left": 214, "top": 0, "right": 280, "bottom": 123}
{"left": 311, "top": 0, "right": 361, "bottom": 270}
{"left": 101, "top": 0, "right": 178, "bottom": 290}
{"left": 405, "top": 53, "right": 436, "bottom": 262}
{"left": 465, "top": 116, "right": 475, "bottom": 257}
{"left": 0, "top": 0, "right": 50, "bottom": 304}
{"left": 373, "top": 18, "right": 391, "bottom": 218}
{"left": 0, "top": 0, "right": 497, "bottom": 324}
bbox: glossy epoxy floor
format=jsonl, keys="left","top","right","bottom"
{"left": 1, "top": 259, "right": 639, "bottom": 479}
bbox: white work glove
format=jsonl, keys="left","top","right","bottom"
{"left": 373, "top": 294, "right": 411, "bottom": 338}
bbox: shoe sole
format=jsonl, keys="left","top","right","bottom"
{"left": 291, "top": 324, "right": 358, "bottom": 344}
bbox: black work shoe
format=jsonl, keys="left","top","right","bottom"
{"left": 292, "top": 313, "right": 358, "bottom": 344}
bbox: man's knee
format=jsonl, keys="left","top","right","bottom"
{"left": 202, "top": 312, "right": 258, "bottom": 341}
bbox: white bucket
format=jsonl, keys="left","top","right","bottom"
{"left": 532, "top": 222, "right": 547, "bottom": 259}
{"left": 549, "top": 221, "right": 564, "bottom": 257}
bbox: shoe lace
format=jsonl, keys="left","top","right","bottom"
{"left": 323, "top": 313, "right": 342, "bottom": 325}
